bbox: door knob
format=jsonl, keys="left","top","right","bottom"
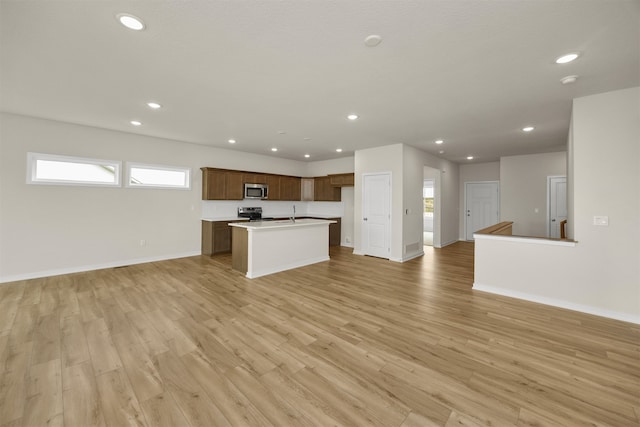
{"left": 552, "top": 219, "right": 556, "bottom": 222}
{"left": 363, "top": 218, "right": 368, "bottom": 221}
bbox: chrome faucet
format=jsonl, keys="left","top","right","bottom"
{"left": 290, "top": 204, "right": 296, "bottom": 223}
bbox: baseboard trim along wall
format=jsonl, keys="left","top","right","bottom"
{"left": 473, "top": 282, "right": 640, "bottom": 325}
{"left": 0, "top": 251, "right": 201, "bottom": 284}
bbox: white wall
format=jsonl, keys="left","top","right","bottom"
{"left": 354, "top": 144, "right": 404, "bottom": 260}
{"left": 500, "top": 152, "right": 567, "bottom": 236}
{"left": 304, "top": 157, "right": 354, "bottom": 177}
{"left": 0, "top": 113, "right": 354, "bottom": 282}
{"left": 474, "top": 87, "right": 640, "bottom": 323}
{"left": 353, "top": 143, "right": 459, "bottom": 262}
{"left": 458, "top": 162, "right": 500, "bottom": 239}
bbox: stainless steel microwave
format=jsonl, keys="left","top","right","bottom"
{"left": 244, "top": 183, "right": 268, "bottom": 199}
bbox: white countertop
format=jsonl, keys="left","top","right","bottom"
{"left": 202, "top": 214, "right": 340, "bottom": 222}
{"left": 229, "top": 218, "right": 336, "bottom": 230}
{"left": 201, "top": 217, "right": 249, "bottom": 222}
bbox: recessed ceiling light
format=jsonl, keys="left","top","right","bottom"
{"left": 522, "top": 126, "right": 535, "bottom": 132}
{"left": 304, "top": 154, "right": 310, "bottom": 158}
{"left": 271, "top": 148, "right": 278, "bottom": 152}
{"left": 147, "top": 102, "right": 161, "bottom": 109}
{"left": 336, "top": 148, "right": 343, "bottom": 153}
{"left": 555, "top": 53, "right": 579, "bottom": 64}
{"left": 228, "top": 139, "right": 236, "bottom": 144}
{"left": 466, "top": 156, "right": 474, "bottom": 160}
{"left": 117, "top": 13, "right": 145, "bottom": 31}
{"left": 347, "top": 114, "right": 359, "bottom": 121}
{"left": 435, "top": 139, "right": 444, "bottom": 145}
{"left": 277, "top": 130, "right": 286, "bottom": 135}
{"left": 364, "top": 35, "right": 383, "bottom": 47}
{"left": 304, "top": 137, "right": 311, "bottom": 141}
{"left": 439, "top": 150, "right": 445, "bottom": 154}
{"left": 130, "top": 120, "right": 142, "bottom": 126}
{"left": 560, "top": 75, "right": 578, "bottom": 85}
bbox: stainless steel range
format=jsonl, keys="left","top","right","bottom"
{"left": 237, "top": 207, "right": 274, "bottom": 221}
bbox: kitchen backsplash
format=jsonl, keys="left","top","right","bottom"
{"left": 202, "top": 200, "right": 344, "bottom": 219}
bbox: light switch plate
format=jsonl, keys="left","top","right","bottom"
{"left": 593, "top": 216, "right": 609, "bottom": 226}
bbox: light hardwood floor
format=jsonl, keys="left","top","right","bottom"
{"left": 0, "top": 243, "right": 638, "bottom": 426}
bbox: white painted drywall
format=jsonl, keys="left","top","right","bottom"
{"left": 474, "top": 87, "right": 640, "bottom": 323}
{"left": 304, "top": 157, "right": 354, "bottom": 177}
{"left": 354, "top": 144, "right": 403, "bottom": 260}
{"left": 0, "top": 113, "right": 354, "bottom": 281}
{"left": 500, "top": 152, "right": 567, "bottom": 237}
{"left": 458, "top": 162, "right": 500, "bottom": 239}
{"left": 406, "top": 146, "right": 460, "bottom": 248}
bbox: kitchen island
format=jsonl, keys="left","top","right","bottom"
{"left": 230, "top": 219, "right": 336, "bottom": 279}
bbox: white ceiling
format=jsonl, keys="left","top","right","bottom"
{"left": 1, "top": 1, "right": 638, "bottom": 163}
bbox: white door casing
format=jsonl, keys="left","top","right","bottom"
{"left": 548, "top": 176, "right": 567, "bottom": 238}
{"left": 465, "top": 181, "right": 499, "bottom": 241}
{"left": 362, "top": 173, "right": 391, "bottom": 259}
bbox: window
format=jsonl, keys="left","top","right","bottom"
{"left": 126, "top": 162, "right": 191, "bottom": 189}
{"left": 423, "top": 185, "right": 434, "bottom": 218}
{"left": 27, "top": 152, "right": 121, "bottom": 187}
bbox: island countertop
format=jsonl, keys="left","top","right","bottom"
{"left": 229, "top": 218, "right": 336, "bottom": 230}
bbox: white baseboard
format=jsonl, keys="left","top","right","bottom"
{"left": 390, "top": 251, "right": 424, "bottom": 263}
{"left": 436, "top": 239, "right": 460, "bottom": 248}
{"left": 0, "top": 251, "right": 201, "bottom": 284}
{"left": 473, "top": 282, "right": 640, "bottom": 325}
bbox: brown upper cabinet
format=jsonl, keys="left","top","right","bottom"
{"left": 265, "top": 175, "right": 281, "bottom": 200}
{"left": 201, "top": 168, "right": 243, "bottom": 200}
{"left": 280, "top": 176, "right": 301, "bottom": 201}
{"left": 314, "top": 176, "right": 341, "bottom": 201}
{"left": 201, "top": 168, "right": 301, "bottom": 201}
{"left": 329, "top": 173, "right": 354, "bottom": 187}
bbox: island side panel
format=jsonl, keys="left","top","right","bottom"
{"left": 248, "top": 224, "right": 329, "bottom": 278}
{"left": 231, "top": 226, "right": 248, "bottom": 274}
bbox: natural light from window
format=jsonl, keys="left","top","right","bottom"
{"left": 27, "top": 153, "right": 121, "bottom": 186}
{"left": 127, "top": 163, "right": 190, "bottom": 189}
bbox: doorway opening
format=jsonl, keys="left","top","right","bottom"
{"left": 423, "top": 179, "right": 434, "bottom": 246}
{"left": 423, "top": 166, "right": 440, "bottom": 248}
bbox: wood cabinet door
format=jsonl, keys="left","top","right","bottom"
{"left": 266, "top": 175, "right": 281, "bottom": 200}
{"left": 244, "top": 173, "right": 267, "bottom": 184}
{"left": 329, "top": 173, "right": 354, "bottom": 187}
{"left": 314, "top": 176, "right": 341, "bottom": 201}
{"left": 226, "top": 171, "right": 244, "bottom": 200}
{"left": 280, "top": 176, "right": 301, "bottom": 200}
{"left": 202, "top": 168, "right": 226, "bottom": 200}
{"left": 328, "top": 218, "right": 341, "bottom": 246}
{"left": 213, "top": 222, "right": 232, "bottom": 253}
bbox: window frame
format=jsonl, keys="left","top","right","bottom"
{"left": 125, "top": 162, "right": 191, "bottom": 190}
{"left": 26, "top": 152, "right": 122, "bottom": 187}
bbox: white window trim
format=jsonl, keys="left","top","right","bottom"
{"left": 125, "top": 162, "right": 191, "bottom": 190}
{"left": 26, "top": 152, "right": 121, "bottom": 187}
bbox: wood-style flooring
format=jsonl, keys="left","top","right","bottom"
{"left": 0, "top": 243, "right": 638, "bottom": 426}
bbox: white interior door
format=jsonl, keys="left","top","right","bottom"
{"left": 465, "top": 182, "right": 499, "bottom": 240}
{"left": 362, "top": 173, "right": 391, "bottom": 258}
{"left": 548, "top": 176, "right": 567, "bottom": 238}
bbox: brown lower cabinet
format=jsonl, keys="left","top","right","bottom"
{"left": 202, "top": 220, "right": 246, "bottom": 255}
{"left": 203, "top": 217, "right": 341, "bottom": 255}
{"left": 328, "top": 218, "right": 341, "bottom": 246}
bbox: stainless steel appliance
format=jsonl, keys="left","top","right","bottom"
{"left": 244, "top": 183, "right": 268, "bottom": 200}
{"left": 237, "top": 207, "right": 274, "bottom": 221}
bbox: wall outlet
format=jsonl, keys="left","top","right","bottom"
{"left": 593, "top": 216, "right": 609, "bottom": 226}
{"left": 139, "top": 239, "right": 146, "bottom": 246}
{"left": 345, "top": 237, "right": 351, "bottom": 243}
